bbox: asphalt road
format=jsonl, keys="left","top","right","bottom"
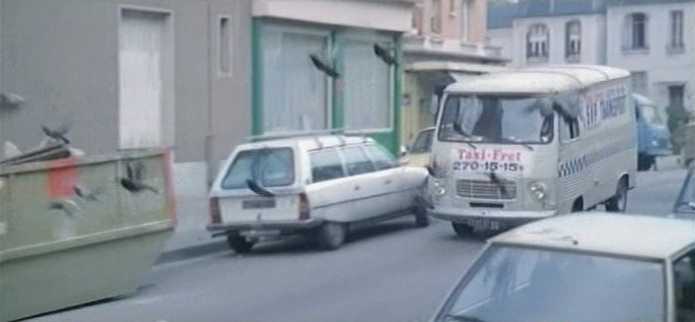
{"left": 27, "top": 168, "right": 688, "bottom": 322}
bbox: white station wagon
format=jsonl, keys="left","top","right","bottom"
{"left": 207, "top": 135, "right": 429, "bottom": 252}
{"left": 432, "top": 213, "right": 695, "bottom": 322}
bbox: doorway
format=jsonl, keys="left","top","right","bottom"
{"left": 118, "top": 8, "right": 173, "bottom": 149}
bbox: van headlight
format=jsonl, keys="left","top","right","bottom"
{"left": 432, "top": 180, "right": 447, "bottom": 197}
{"left": 528, "top": 182, "right": 547, "bottom": 201}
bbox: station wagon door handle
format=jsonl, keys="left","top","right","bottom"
{"left": 354, "top": 185, "right": 361, "bottom": 191}
{"left": 384, "top": 179, "right": 392, "bottom": 185}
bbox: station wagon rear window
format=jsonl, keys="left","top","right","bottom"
{"left": 222, "top": 148, "right": 295, "bottom": 189}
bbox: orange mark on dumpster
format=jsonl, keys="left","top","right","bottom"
{"left": 46, "top": 158, "right": 79, "bottom": 199}
{"left": 163, "top": 149, "right": 178, "bottom": 226}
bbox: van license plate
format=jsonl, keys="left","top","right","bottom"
{"left": 468, "top": 219, "right": 500, "bottom": 231}
{"left": 242, "top": 199, "right": 276, "bottom": 209}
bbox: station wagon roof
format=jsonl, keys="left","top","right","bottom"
{"left": 492, "top": 213, "right": 695, "bottom": 259}
{"left": 240, "top": 135, "right": 373, "bottom": 152}
{"left": 446, "top": 65, "right": 630, "bottom": 96}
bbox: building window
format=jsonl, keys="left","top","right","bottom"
{"left": 565, "top": 20, "right": 581, "bottom": 62}
{"left": 412, "top": 3, "right": 424, "bottom": 35}
{"left": 261, "top": 26, "right": 331, "bottom": 133}
{"left": 460, "top": 0, "right": 470, "bottom": 41}
{"left": 624, "top": 13, "right": 648, "bottom": 51}
{"left": 219, "top": 16, "right": 232, "bottom": 75}
{"left": 669, "top": 10, "right": 685, "bottom": 53}
{"left": 431, "top": 0, "right": 442, "bottom": 34}
{"left": 343, "top": 35, "right": 393, "bottom": 131}
{"left": 631, "top": 71, "right": 648, "bottom": 95}
{"left": 527, "top": 24, "right": 549, "bottom": 62}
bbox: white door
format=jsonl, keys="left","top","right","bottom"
{"left": 339, "top": 146, "right": 381, "bottom": 221}
{"left": 119, "top": 10, "right": 168, "bottom": 149}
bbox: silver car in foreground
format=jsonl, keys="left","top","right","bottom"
{"left": 207, "top": 135, "right": 428, "bottom": 252}
{"left": 432, "top": 213, "right": 695, "bottom": 322}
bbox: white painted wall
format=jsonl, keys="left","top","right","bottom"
{"left": 606, "top": 3, "right": 695, "bottom": 112}
{"left": 487, "top": 27, "right": 513, "bottom": 60}
{"left": 510, "top": 14, "right": 606, "bottom": 67}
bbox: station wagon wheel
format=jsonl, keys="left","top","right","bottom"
{"left": 606, "top": 178, "right": 628, "bottom": 213}
{"left": 317, "top": 222, "right": 347, "bottom": 250}
{"left": 227, "top": 233, "right": 255, "bottom": 254}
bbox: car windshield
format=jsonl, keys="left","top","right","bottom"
{"left": 640, "top": 104, "right": 667, "bottom": 127}
{"left": 411, "top": 129, "right": 434, "bottom": 153}
{"left": 221, "top": 148, "right": 295, "bottom": 189}
{"left": 437, "top": 245, "right": 665, "bottom": 322}
{"left": 438, "top": 95, "right": 554, "bottom": 144}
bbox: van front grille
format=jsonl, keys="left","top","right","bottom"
{"left": 456, "top": 179, "right": 517, "bottom": 200}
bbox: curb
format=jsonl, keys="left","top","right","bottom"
{"left": 155, "top": 240, "right": 228, "bottom": 266}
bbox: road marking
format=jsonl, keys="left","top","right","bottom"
{"left": 0, "top": 222, "right": 6, "bottom": 236}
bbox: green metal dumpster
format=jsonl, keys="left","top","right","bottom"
{"left": 0, "top": 149, "right": 176, "bottom": 322}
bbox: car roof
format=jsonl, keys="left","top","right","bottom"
{"left": 446, "top": 65, "right": 630, "bottom": 96}
{"left": 491, "top": 213, "right": 695, "bottom": 260}
{"left": 238, "top": 135, "right": 374, "bottom": 152}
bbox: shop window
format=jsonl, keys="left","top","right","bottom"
{"left": 261, "top": 26, "right": 330, "bottom": 133}
{"left": 342, "top": 34, "right": 393, "bottom": 131}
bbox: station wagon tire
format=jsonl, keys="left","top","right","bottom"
{"left": 414, "top": 207, "right": 430, "bottom": 227}
{"left": 452, "top": 222, "right": 474, "bottom": 238}
{"left": 226, "top": 233, "right": 254, "bottom": 254}
{"left": 317, "top": 222, "right": 347, "bottom": 250}
{"left": 637, "top": 155, "right": 654, "bottom": 171}
{"left": 606, "top": 179, "right": 628, "bottom": 213}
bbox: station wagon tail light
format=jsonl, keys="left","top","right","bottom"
{"left": 209, "top": 197, "right": 222, "bottom": 224}
{"left": 298, "top": 193, "right": 311, "bottom": 220}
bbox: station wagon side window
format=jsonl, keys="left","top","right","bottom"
{"left": 363, "top": 144, "right": 397, "bottom": 170}
{"left": 674, "top": 250, "right": 695, "bottom": 322}
{"left": 310, "top": 148, "right": 346, "bottom": 183}
{"left": 341, "top": 146, "right": 376, "bottom": 176}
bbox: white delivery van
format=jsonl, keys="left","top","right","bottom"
{"left": 426, "top": 65, "right": 637, "bottom": 236}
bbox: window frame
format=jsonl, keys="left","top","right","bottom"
{"left": 669, "top": 10, "right": 685, "bottom": 53}
{"left": 565, "top": 20, "right": 581, "bottom": 62}
{"left": 526, "top": 23, "right": 549, "bottom": 62}
{"left": 217, "top": 15, "right": 233, "bottom": 77}
{"left": 624, "top": 13, "right": 649, "bottom": 51}
{"left": 340, "top": 145, "right": 377, "bottom": 177}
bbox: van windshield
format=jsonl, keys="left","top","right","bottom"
{"left": 438, "top": 95, "right": 554, "bottom": 145}
{"left": 222, "top": 148, "right": 295, "bottom": 189}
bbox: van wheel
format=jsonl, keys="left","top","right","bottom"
{"left": 227, "top": 234, "right": 254, "bottom": 254}
{"left": 414, "top": 206, "right": 430, "bottom": 227}
{"left": 452, "top": 222, "right": 474, "bottom": 237}
{"left": 637, "top": 155, "right": 654, "bottom": 171}
{"left": 317, "top": 222, "right": 347, "bottom": 250}
{"left": 606, "top": 179, "right": 628, "bottom": 213}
